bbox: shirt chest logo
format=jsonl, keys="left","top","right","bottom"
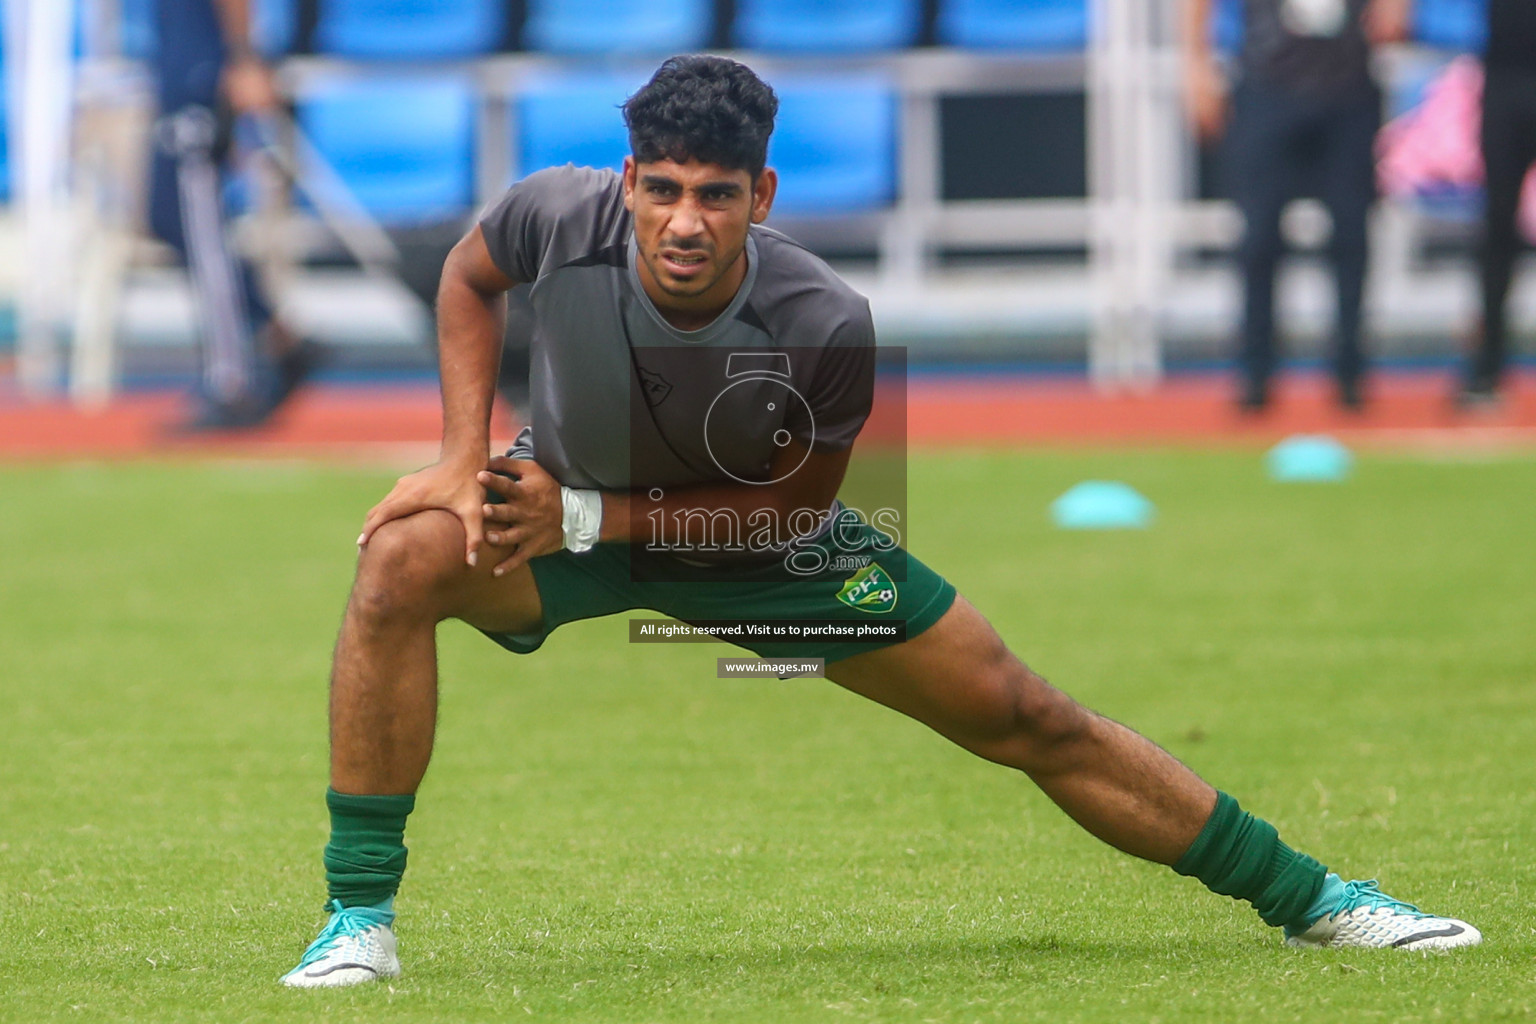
{"left": 836, "top": 562, "right": 898, "bottom": 614}
{"left": 638, "top": 366, "right": 674, "bottom": 406}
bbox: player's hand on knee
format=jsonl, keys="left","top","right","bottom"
{"left": 359, "top": 460, "right": 489, "bottom": 567}
{"left": 478, "top": 457, "right": 564, "bottom": 577}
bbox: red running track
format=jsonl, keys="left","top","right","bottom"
{"left": 1, "top": 370, "right": 1532, "bottom": 461}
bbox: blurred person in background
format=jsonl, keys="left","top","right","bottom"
{"left": 1459, "top": 0, "right": 1536, "bottom": 408}
{"left": 151, "top": 0, "right": 311, "bottom": 430}
{"left": 1184, "top": 0, "right": 1411, "bottom": 412}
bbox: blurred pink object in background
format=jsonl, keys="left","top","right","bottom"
{"left": 1376, "top": 55, "right": 1536, "bottom": 243}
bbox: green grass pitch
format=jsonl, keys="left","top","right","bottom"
{"left": 2, "top": 449, "right": 1533, "bottom": 1023}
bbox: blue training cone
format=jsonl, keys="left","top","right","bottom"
{"left": 1266, "top": 434, "right": 1353, "bottom": 482}
{"left": 1051, "top": 481, "right": 1155, "bottom": 530}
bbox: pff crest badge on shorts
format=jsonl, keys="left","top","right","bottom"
{"left": 836, "top": 562, "right": 897, "bottom": 613}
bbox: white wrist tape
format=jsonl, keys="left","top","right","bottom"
{"left": 559, "top": 486, "right": 603, "bottom": 553}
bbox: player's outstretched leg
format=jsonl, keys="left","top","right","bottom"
{"left": 283, "top": 510, "right": 544, "bottom": 987}
{"left": 827, "top": 596, "right": 1480, "bottom": 950}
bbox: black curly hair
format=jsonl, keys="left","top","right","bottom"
{"left": 623, "top": 55, "right": 779, "bottom": 178}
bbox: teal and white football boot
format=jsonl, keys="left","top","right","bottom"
{"left": 1284, "top": 877, "right": 1481, "bottom": 951}
{"left": 281, "top": 899, "right": 400, "bottom": 988}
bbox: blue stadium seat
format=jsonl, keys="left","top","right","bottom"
{"left": 768, "top": 75, "right": 897, "bottom": 216}
{"left": 315, "top": 0, "right": 507, "bottom": 59}
{"left": 297, "top": 74, "right": 477, "bottom": 225}
{"left": 1412, "top": 0, "right": 1487, "bottom": 52}
{"left": 0, "top": 13, "right": 5, "bottom": 200}
{"left": 517, "top": 70, "right": 649, "bottom": 177}
{"left": 1211, "top": 0, "right": 1244, "bottom": 54}
{"left": 118, "top": 0, "right": 156, "bottom": 57}
{"left": 0, "top": 70, "right": 8, "bottom": 203}
{"left": 523, "top": 0, "right": 711, "bottom": 55}
{"left": 938, "top": 0, "right": 1088, "bottom": 50}
{"left": 732, "top": 0, "right": 921, "bottom": 53}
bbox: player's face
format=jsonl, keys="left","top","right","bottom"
{"left": 623, "top": 156, "right": 776, "bottom": 325}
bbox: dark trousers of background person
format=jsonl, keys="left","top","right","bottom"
{"left": 150, "top": 0, "right": 277, "bottom": 422}
{"left": 1225, "top": 79, "right": 1381, "bottom": 409}
{"left": 1471, "top": 66, "right": 1536, "bottom": 396}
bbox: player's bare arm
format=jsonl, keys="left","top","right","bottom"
{"left": 1180, "top": 0, "right": 1227, "bottom": 141}
{"left": 475, "top": 439, "right": 851, "bottom": 576}
{"left": 210, "top": 0, "right": 280, "bottom": 114}
{"left": 1362, "top": 0, "right": 1412, "bottom": 44}
{"left": 358, "top": 229, "right": 521, "bottom": 566}
{"left": 599, "top": 437, "right": 847, "bottom": 547}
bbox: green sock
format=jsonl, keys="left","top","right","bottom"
{"left": 323, "top": 788, "right": 415, "bottom": 908}
{"left": 1172, "top": 791, "right": 1327, "bottom": 929}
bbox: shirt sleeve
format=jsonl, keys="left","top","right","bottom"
{"left": 477, "top": 165, "right": 617, "bottom": 284}
{"left": 477, "top": 176, "right": 548, "bottom": 284}
{"left": 786, "top": 304, "right": 876, "bottom": 452}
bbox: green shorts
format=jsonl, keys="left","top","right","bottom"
{"left": 480, "top": 517, "right": 956, "bottom": 664}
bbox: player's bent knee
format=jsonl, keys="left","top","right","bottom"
{"left": 350, "top": 511, "right": 466, "bottom": 623}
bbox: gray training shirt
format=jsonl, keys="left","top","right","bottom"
{"left": 478, "top": 165, "right": 876, "bottom": 492}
